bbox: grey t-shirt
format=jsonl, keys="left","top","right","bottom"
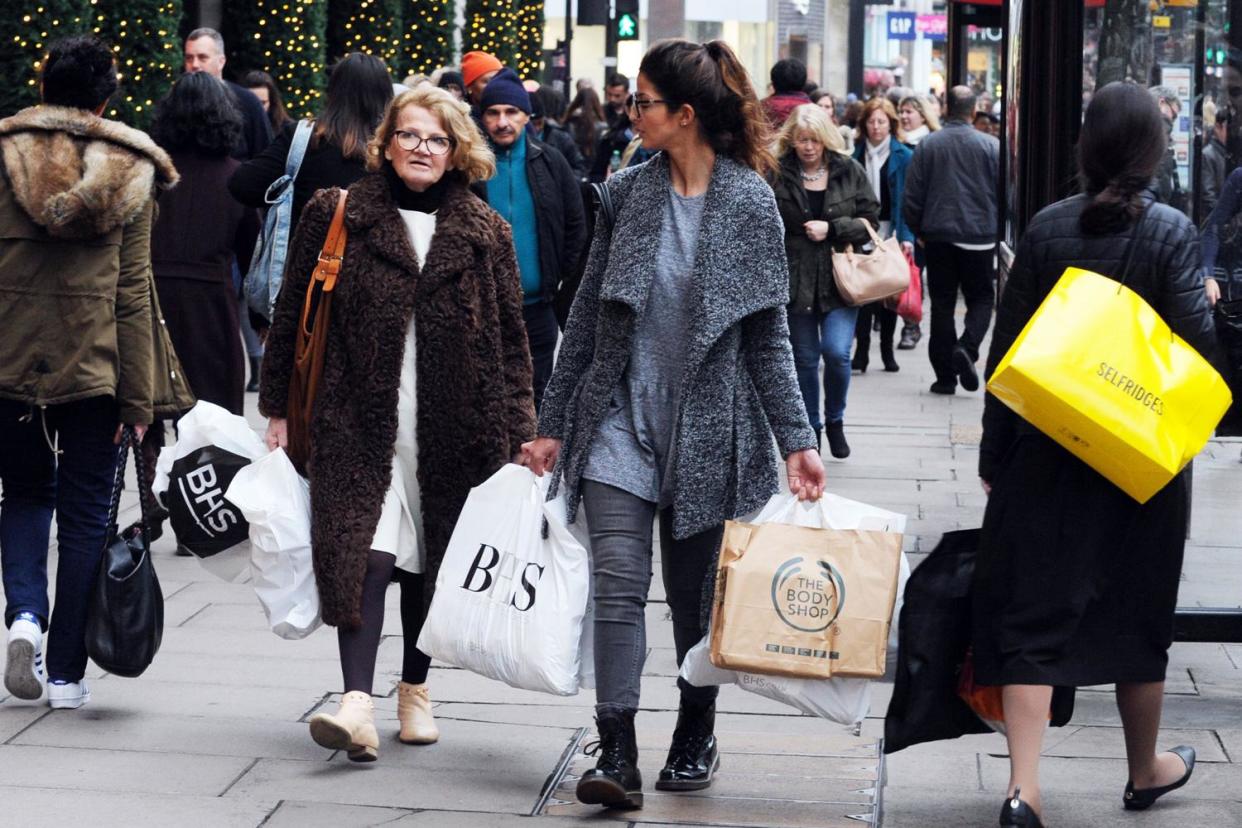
{"left": 583, "top": 185, "right": 706, "bottom": 506}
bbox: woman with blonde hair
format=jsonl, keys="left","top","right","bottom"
{"left": 773, "top": 104, "right": 879, "bottom": 459}
{"left": 899, "top": 94, "right": 940, "bottom": 146}
{"left": 259, "top": 85, "right": 537, "bottom": 762}
{"left": 851, "top": 97, "right": 914, "bottom": 373}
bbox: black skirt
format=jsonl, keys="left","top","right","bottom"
{"left": 971, "top": 433, "right": 1187, "bottom": 687}
{"left": 155, "top": 276, "right": 245, "bottom": 417}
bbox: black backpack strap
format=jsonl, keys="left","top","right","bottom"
{"left": 591, "top": 181, "right": 615, "bottom": 230}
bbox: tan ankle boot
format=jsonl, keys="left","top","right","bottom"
{"left": 309, "top": 691, "right": 379, "bottom": 762}
{"left": 397, "top": 681, "right": 440, "bottom": 744}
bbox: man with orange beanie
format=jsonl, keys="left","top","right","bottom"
{"left": 462, "top": 51, "right": 503, "bottom": 105}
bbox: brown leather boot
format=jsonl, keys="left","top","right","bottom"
{"left": 397, "top": 681, "right": 440, "bottom": 745}
{"left": 308, "top": 691, "right": 379, "bottom": 762}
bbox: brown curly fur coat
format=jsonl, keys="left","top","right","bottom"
{"left": 259, "top": 172, "right": 537, "bottom": 628}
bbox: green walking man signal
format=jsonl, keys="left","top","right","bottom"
{"left": 617, "top": 13, "right": 638, "bottom": 40}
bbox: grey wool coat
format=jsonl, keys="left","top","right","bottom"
{"left": 538, "top": 153, "right": 816, "bottom": 540}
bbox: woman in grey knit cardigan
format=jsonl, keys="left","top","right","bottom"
{"left": 521, "top": 40, "right": 826, "bottom": 811}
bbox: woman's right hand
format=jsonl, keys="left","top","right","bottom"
{"left": 1206, "top": 277, "right": 1221, "bottom": 307}
{"left": 265, "top": 417, "right": 288, "bottom": 452}
{"left": 520, "top": 437, "right": 562, "bottom": 476}
{"left": 804, "top": 220, "right": 829, "bottom": 243}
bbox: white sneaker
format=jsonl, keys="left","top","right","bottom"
{"left": 5, "top": 616, "right": 46, "bottom": 700}
{"left": 47, "top": 679, "right": 90, "bottom": 710}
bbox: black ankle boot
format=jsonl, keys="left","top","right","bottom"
{"left": 577, "top": 709, "right": 643, "bottom": 809}
{"left": 851, "top": 351, "right": 868, "bottom": 373}
{"left": 246, "top": 356, "right": 261, "bottom": 392}
{"left": 656, "top": 700, "right": 720, "bottom": 791}
{"left": 881, "top": 342, "right": 899, "bottom": 373}
{"left": 825, "top": 420, "right": 850, "bottom": 459}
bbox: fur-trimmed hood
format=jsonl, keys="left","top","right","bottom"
{"left": 0, "top": 105, "right": 179, "bottom": 239}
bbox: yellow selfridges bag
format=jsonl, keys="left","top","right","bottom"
{"left": 987, "top": 266, "right": 1232, "bottom": 503}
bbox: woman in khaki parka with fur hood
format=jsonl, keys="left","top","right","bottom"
{"left": 0, "top": 37, "right": 180, "bottom": 710}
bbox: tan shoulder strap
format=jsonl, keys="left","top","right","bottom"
{"left": 315, "top": 189, "right": 349, "bottom": 292}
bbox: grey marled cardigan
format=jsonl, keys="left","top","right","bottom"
{"left": 538, "top": 152, "right": 816, "bottom": 540}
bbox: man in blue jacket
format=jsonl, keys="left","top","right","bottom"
{"left": 903, "top": 86, "right": 1000, "bottom": 395}
{"left": 475, "top": 70, "right": 587, "bottom": 411}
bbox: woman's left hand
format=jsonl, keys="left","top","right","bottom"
{"left": 804, "top": 220, "right": 830, "bottom": 243}
{"left": 786, "top": 448, "right": 826, "bottom": 502}
{"left": 901, "top": 240, "right": 914, "bottom": 257}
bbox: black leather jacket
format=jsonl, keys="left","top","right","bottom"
{"left": 979, "top": 194, "right": 1218, "bottom": 481}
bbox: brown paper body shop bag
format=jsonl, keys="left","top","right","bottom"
{"left": 709, "top": 521, "right": 902, "bottom": 679}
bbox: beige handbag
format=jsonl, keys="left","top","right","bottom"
{"left": 832, "top": 219, "right": 911, "bottom": 306}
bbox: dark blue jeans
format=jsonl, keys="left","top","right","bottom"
{"left": 523, "top": 300, "right": 559, "bottom": 414}
{"left": 788, "top": 307, "right": 860, "bottom": 430}
{"left": 0, "top": 397, "right": 120, "bottom": 681}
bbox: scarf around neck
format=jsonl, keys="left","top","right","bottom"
{"left": 865, "top": 138, "right": 890, "bottom": 201}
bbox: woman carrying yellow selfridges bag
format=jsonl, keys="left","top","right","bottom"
{"left": 972, "top": 83, "right": 1219, "bottom": 828}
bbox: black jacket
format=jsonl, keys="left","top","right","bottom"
{"left": 471, "top": 135, "right": 587, "bottom": 309}
{"left": 772, "top": 150, "right": 879, "bottom": 313}
{"left": 979, "top": 194, "right": 1218, "bottom": 482}
{"left": 225, "top": 80, "right": 273, "bottom": 161}
{"left": 903, "top": 120, "right": 999, "bottom": 245}
{"left": 227, "top": 120, "right": 369, "bottom": 239}
{"left": 540, "top": 122, "right": 587, "bottom": 180}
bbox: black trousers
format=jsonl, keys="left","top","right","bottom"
{"left": 523, "top": 301, "right": 559, "bottom": 413}
{"left": 924, "top": 242, "right": 997, "bottom": 386}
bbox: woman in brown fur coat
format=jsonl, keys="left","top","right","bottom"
{"left": 259, "top": 86, "right": 536, "bottom": 762}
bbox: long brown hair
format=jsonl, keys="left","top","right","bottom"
{"left": 565, "top": 87, "right": 606, "bottom": 159}
{"left": 314, "top": 53, "right": 393, "bottom": 161}
{"left": 1078, "top": 82, "right": 1167, "bottom": 234}
{"left": 638, "top": 39, "right": 775, "bottom": 176}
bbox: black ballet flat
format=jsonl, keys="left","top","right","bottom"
{"left": 999, "top": 787, "right": 1044, "bottom": 827}
{"left": 1123, "top": 745, "right": 1195, "bottom": 811}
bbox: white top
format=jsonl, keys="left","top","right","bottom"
{"left": 369, "top": 208, "right": 437, "bottom": 572}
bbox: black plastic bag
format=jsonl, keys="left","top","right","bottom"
{"left": 883, "top": 529, "right": 1073, "bottom": 754}
{"left": 86, "top": 428, "right": 164, "bottom": 678}
{"left": 167, "top": 445, "right": 250, "bottom": 558}
{"left": 1214, "top": 298, "right": 1242, "bottom": 437}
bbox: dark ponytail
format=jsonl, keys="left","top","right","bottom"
{"left": 639, "top": 39, "right": 776, "bottom": 176}
{"left": 1077, "top": 82, "right": 1167, "bottom": 234}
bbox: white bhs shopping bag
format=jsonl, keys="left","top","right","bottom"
{"left": 417, "top": 465, "right": 589, "bottom": 696}
{"left": 224, "top": 449, "right": 322, "bottom": 639}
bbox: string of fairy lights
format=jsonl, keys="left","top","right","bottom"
{"left": 2, "top": 1, "right": 546, "bottom": 126}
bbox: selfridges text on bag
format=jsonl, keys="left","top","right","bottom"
{"left": 153, "top": 401, "right": 266, "bottom": 582}
{"left": 416, "top": 465, "right": 590, "bottom": 696}
{"left": 987, "top": 266, "right": 1232, "bottom": 503}
{"left": 224, "top": 448, "right": 321, "bottom": 639}
{"left": 708, "top": 498, "right": 904, "bottom": 680}
{"left": 681, "top": 493, "right": 908, "bottom": 724}
{"left": 245, "top": 119, "right": 313, "bottom": 320}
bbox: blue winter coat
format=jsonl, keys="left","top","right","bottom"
{"left": 853, "top": 137, "right": 914, "bottom": 245}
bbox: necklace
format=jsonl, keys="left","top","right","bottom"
{"left": 801, "top": 166, "right": 827, "bottom": 182}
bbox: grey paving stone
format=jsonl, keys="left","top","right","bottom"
{"left": 1040, "top": 725, "right": 1227, "bottom": 762}
{"left": 84, "top": 677, "right": 326, "bottom": 722}
{"left": 0, "top": 786, "right": 273, "bottom": 827}
{"left": 266, "top": 801, "right": 609, "bottom": 827}
{"left": 978, "top": 753, "right": 1242, "bottom": 800}
{"left": 0, "top": 743, "right": 253, "bottom": 796}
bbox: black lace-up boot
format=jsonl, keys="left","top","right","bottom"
{"left": 576, "top": 708, "right": 643, "bottom": 809}
{"left": 655, "top": 700, "right": 719, "bottom": 791}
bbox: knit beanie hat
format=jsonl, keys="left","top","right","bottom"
{"left": 461, "top": 51, "right": 503, "bottom": 89}
{"left": 479, "top": 68, "right": 532, "bottom": 115}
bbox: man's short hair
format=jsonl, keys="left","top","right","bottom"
{"left": 606, "top": 73, "right": 629, "bottom": 90}
{"left": 770, "top": 59, "right": 807, "bottom": 95}
{"left": 947, "top": 86, "right": 977, "bottom": 120}
{"left": 186, "top": 27, "right": 225, "bottom": 54}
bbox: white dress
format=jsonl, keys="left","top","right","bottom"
{"left": 369, "top": 208, "right": 437, "bottom": 573}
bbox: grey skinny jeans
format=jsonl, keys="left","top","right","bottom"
{"left": 580, "top": 480, "right": 722, "bottom": 714}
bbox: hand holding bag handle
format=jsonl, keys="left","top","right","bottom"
{"left": 86, "top": 427, "right": 165, "bottom": 678}
{"left": 286, "top": 189, "right": 349, "bottom": 474}
{"left": 832, "top": 217, "right": 912, "bottom": 306}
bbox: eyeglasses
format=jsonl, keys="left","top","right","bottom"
{"left": 625, "top": 94, "right": 671, "bottom": 118}
{"left": 393, "top": 131, "right": 454, "bottom": 155}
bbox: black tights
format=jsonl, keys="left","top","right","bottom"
{"left": 338, "top": 549, "right": 433, "bottom": 694}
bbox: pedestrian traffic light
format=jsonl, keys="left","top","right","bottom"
{"left": 617, "top": 0, "right": 640, "bottom": 42}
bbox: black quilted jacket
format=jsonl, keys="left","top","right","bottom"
{"left": 979, "top": 193, "right": 1218, "bottom": 481}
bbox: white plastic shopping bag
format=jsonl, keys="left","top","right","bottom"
{"left": 417, "top": 465, "right": 590, "bottom": 695}
{"left": 680, "top": 491, "right": 911, "bottom": 723}
{"left": 153, "top": 401, "right": 266, "bottom": 582}
{"left": 224, "top": 449, "right": 322, "bottom": 639}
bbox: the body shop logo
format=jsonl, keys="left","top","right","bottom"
{"left": 770, "top": 556, "right": 846, "bottom": 632}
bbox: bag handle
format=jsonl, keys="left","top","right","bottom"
{"left": 104, "top": 428, "right": 150, "bottom": 544}
{"left": 263, "top": 120, "right": 315, "bottom": 204}
{"left": 1115, "top": 208, "right": 1148, "bottom": 292}
{"left": 299, "top": 189, "right": 349, "bottom": 338}
{"left": 591, "top": 181, "right": 616, "bottom": 230}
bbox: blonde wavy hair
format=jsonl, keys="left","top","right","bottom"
{"left": 366, "top": 86, "right": 495, "bottom": 183}
{"left": 776, "top": 104, "right": 848, "bottom": 160}
{"left": 899, "top": 94, "right": 941, "bottom": 132}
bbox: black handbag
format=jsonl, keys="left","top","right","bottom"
{"left": 1214, "top": 297, "right": 1242, "bottom": 437}
{"left": 85, "top": 427, "right": 164, "bottom": 677}
{"left": 883, "top": 530, "right": 1074, "bottom": 754}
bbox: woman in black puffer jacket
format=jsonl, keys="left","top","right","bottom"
{"left": 973, "top": 82, "right": 1217, "bottom": 827}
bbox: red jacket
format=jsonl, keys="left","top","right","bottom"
{"left": 762, "top": 92, "right": 812, "bottom": 129}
